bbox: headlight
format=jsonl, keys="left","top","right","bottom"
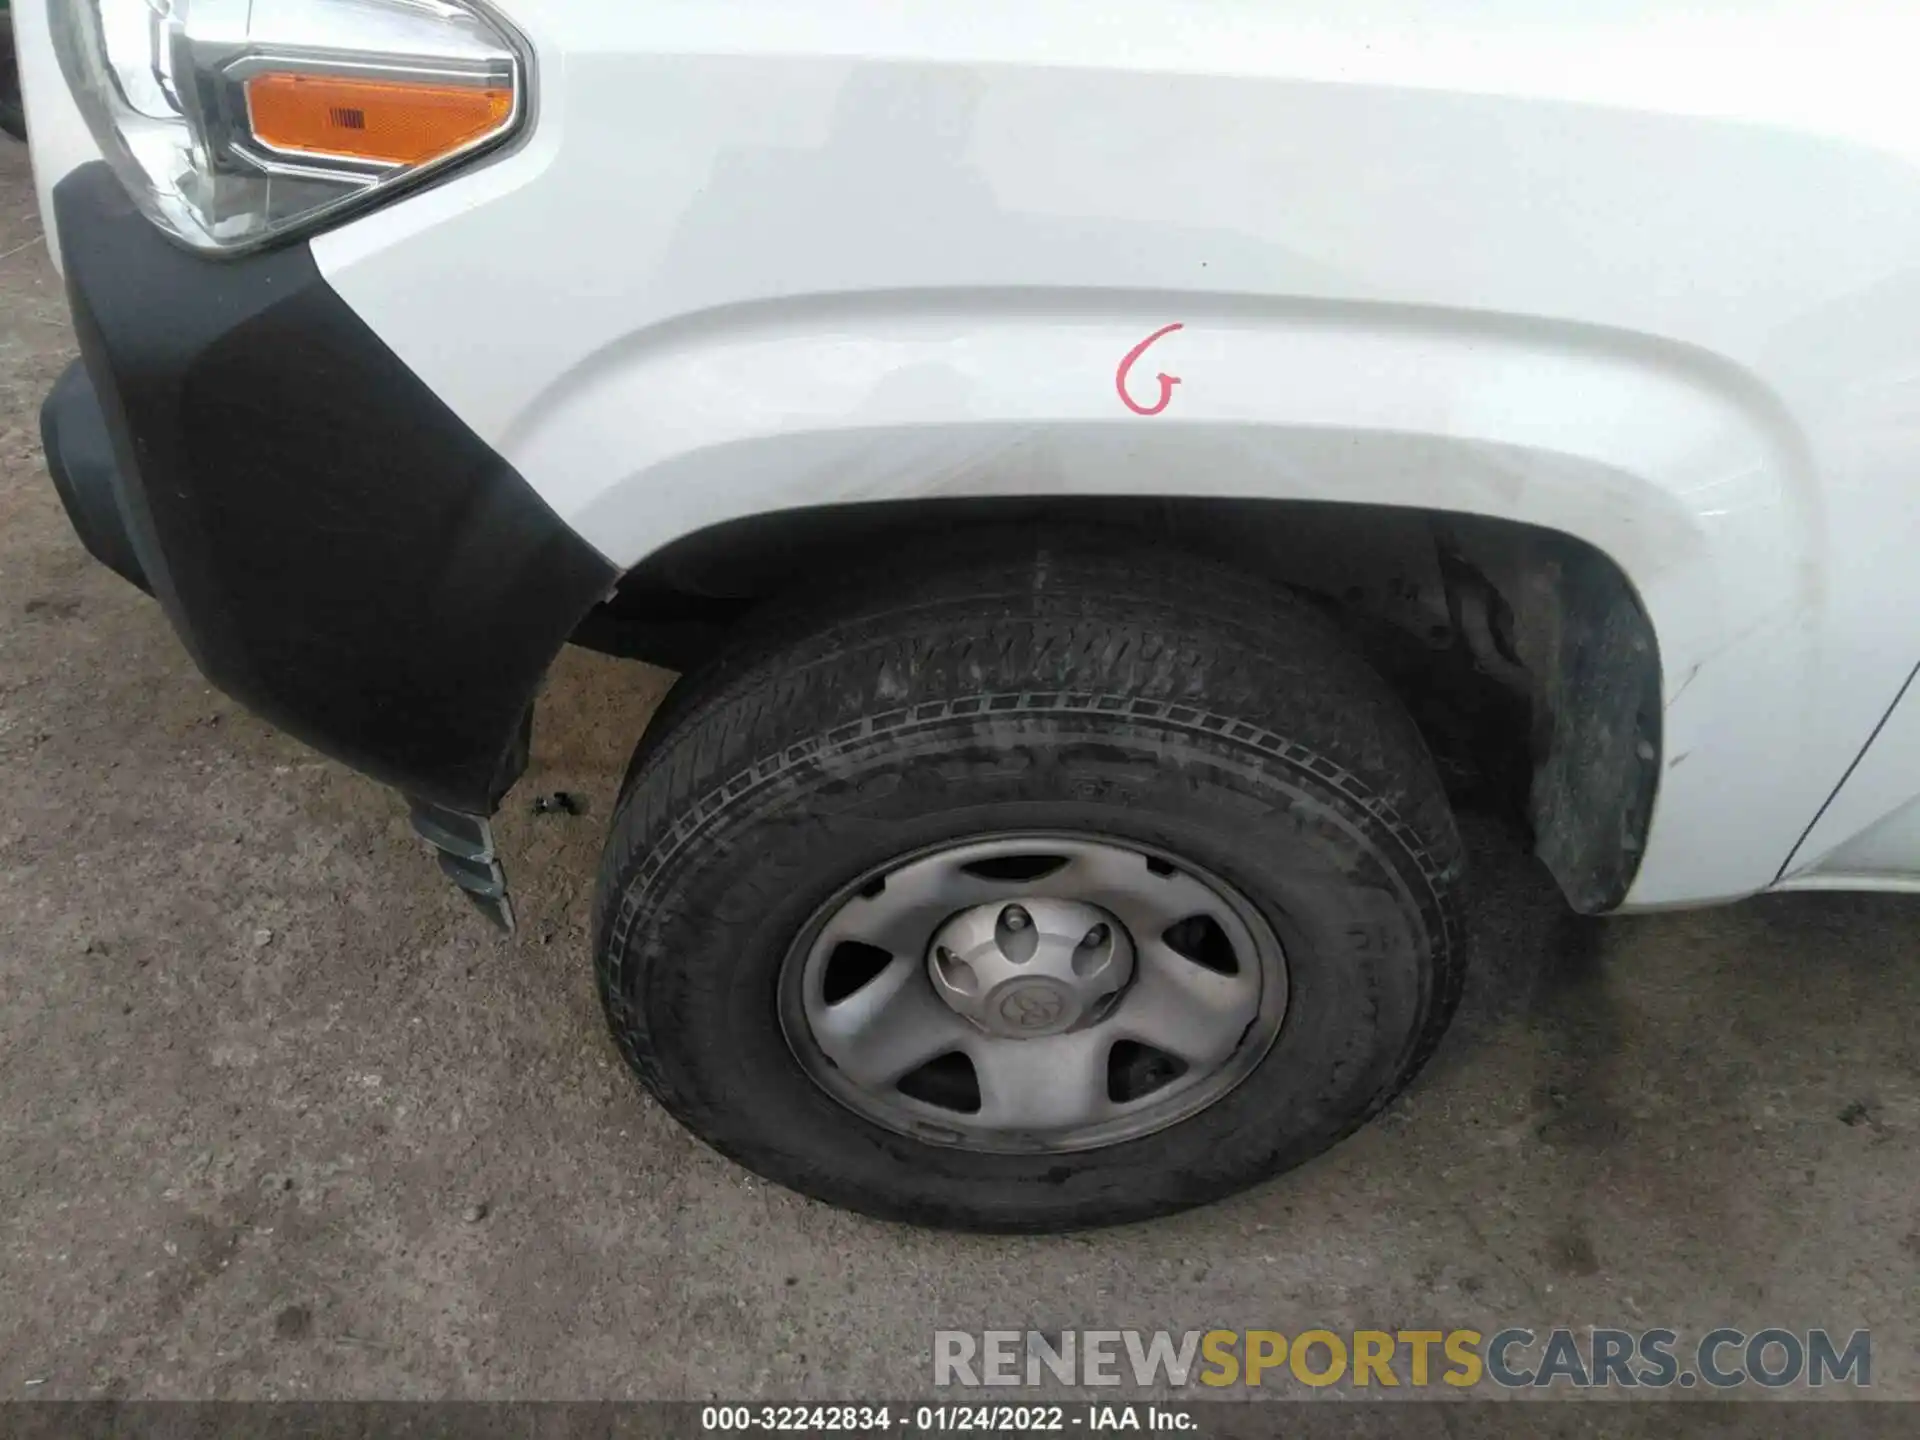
{"left": 51, "top": 0, "right": 527, "bottom": 254}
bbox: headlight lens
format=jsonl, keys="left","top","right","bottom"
{"left": 51, "top": 0, "right": 526, "bottom": 254}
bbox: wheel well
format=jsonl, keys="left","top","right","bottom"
{"left": 573, "top": 497, "right": 1660, "bottom": 912}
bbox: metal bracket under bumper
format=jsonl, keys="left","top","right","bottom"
{"left": 408, "top": 798, "right": 514, "bottom": 932}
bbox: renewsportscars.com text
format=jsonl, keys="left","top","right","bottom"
{"left": 933, "top": 1327, "right": 1871, "bottom": 1391}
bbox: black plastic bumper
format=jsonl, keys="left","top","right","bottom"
{"left": 41, "top": 162, "right": 617, "bottom": 815}
{"left": 40, "top": 361, "right": 150, "bottom": 594}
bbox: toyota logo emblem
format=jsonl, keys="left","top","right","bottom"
{"left": 998, "top": 985, "right": 1067, "bottom": 1030}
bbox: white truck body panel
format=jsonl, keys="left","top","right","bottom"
{"left": 22, "top": 0, "right": 1920, "bottom": 908}
{"left": 1784, "top": 676, "right": 1920, "bottom": 886}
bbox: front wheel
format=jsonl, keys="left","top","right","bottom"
{"left": 593, "top": 541, "right": 1465, "bottom": 1231}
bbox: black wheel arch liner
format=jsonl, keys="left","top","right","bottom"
{"left": 588, "top": 497, "right": 1666, "bottom": 914}
{"left": 43, "top": 161, "right": 617, "bottom": 814}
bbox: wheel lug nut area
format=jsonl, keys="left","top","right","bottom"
{"left": 928, "top": 898, "right": 1135, "bottom": 1038}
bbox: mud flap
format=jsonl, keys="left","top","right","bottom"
{"left": 408, "top": 798, "right": 515, "bottom": 932}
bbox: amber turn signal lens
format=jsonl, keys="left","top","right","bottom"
{"left": 245, "top": 72, "right": 512, "bottom": 167}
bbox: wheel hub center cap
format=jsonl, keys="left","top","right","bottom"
{"left": 927, "top": 898, "right": 1135, "bottom": 1039}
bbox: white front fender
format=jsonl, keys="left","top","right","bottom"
{"left": 486, "top": 293, "right": 1814, "bottom": 909}
{"left": 308, "top": 7, "right": 1920, "bottom": 908}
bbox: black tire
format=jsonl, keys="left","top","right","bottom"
{"left": 593, "top": 538, "right": 1465, "bottom": 1231}
{"left": 0, "top": 22, "right": 22, "bottom": 145}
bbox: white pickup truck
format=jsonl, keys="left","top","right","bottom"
{"left": 16, "top": 0, "right": 1920, "bottom": 1231}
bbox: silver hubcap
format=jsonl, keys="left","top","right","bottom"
{"left": 928, "top": 898, "right": 1135, "bottom": 1038}
{"left": 779, "top": 834, "right": 1288, "bottom": 1154}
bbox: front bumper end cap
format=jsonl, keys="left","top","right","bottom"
{"left": 39, "top": 361, "right": 149, "bottom": 595}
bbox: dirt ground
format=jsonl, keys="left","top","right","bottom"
{"left": 2, "top": 142, "right": 1918, "bottom": 1405}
